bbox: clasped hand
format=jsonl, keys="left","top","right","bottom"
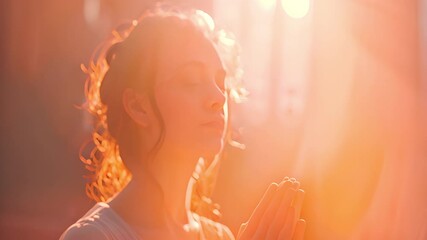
{"left": 237, "top": 177, "right": 305, "bottom": 240}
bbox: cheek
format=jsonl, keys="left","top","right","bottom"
{"left": 155, "top": 90, "right": 202, "bottom": 141}
{"left": 155, "top": 89, "right": 224, "bottom": 156}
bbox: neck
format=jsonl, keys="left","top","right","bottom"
{"left": 108, "top": 147, "right": 200, "bottom": 236}
{"left": 148, "top": 147, "right": 199, "bottom": 226}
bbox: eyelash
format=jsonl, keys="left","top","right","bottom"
{"left": 178, "top": 70, "right": 226, "bottom": 92}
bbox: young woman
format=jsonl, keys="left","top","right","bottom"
{"left": 60, "top": 5, "right": 305, "bottom": 240}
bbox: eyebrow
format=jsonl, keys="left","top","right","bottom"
{"left": 174, "top": 61, "right": 206, "bottom": 73}
{"left": 175, "top": 60, "right": 225, "bottom": 75}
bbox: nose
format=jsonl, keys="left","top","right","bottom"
{"left": 206, "top": 82, "right": 226, "bottom": 112}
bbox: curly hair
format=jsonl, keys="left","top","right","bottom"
{"left": 79, "top": 5, "right": 247, "bottom": 220}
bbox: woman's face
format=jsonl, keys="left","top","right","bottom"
{"left": 152, "top": 33, "right": 227, "bottom": 158}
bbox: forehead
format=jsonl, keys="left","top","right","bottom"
{"left": 155, "top": 34, "right": 224, "bottom": 83}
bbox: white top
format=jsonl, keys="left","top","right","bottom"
{"left": 60, "top": 202, "right": 235, "bottom": 240}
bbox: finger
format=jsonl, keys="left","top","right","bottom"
{"left": 237, "top": 222, "right": 248, "bottom": 240}
{"left": 292, "top": 219, "right": 306, "bottom": 240}
{"left": 292, "top": 189, "right": 305, "bottom": 223}
{"left": 253, "top": 181, "right": 292, "bottom": 239}
{"left": 291, "top": 180, "right": 300, "bottom": 190}
{"left": 255, "top": 181, "right": 292, "bottom": 239}
{"left": 278, "top": 207, "right": 296, "bottom": 240}
{"left": 265, "top": 187, "right": 297, "bottom": 239}
{"left": 242, "top": 182, "right": 278, "bottom": 238}
{"left": 281, "top": 177, "right": 299, "bottom": 190}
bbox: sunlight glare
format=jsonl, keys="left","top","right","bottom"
{"left": 256, "top": 0, "right": 277, "bottom": 11}
{"left": 281, "top": 0, "right": 310, "bottom": 19}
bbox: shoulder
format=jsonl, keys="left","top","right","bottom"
{"left": 60, "top": 223, "right": 109, "bottom": 240}
{"left": 60, "top": 203, "right": 112, "bottom": 240}
{"left": 60, "top": 202, "right": 141, "bottom": 240}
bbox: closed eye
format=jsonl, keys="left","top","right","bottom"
{"left": 173, "top": 62, "right": 203, "bottom": 87}
{"left": 172, "top": 61, "right": 226, "bottom": 92}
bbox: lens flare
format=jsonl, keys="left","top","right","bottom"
{"left": 281, "top": 0, "right": 310, "bottom": 19}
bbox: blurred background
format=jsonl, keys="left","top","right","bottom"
{"left": 1, "top": 0, "right": 426, "bottom": 239}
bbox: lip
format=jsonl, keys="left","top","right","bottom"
{"left": 201, "top": 119, "right": 225, "bottom": 131}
